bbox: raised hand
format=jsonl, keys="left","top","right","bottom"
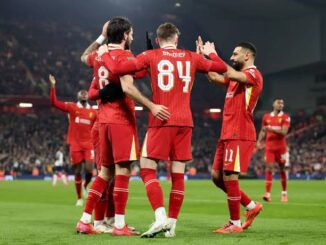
{"left": 202, "top": 41, "right": 217, "bottom": 56}
{"left": 151, "top": 104, "right": 170, "bottom": 121}
{"left": 101, "top": 20, "right": 110, "bottom": 38}
{"left": 49, "top": 74, "right": 56, "bottom": 87}
{"left": 196, "top": 36, "right": 204, "bottom": 54}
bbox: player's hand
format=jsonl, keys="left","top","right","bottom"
{"left": 256, "top": 141, "right": 264, "bottom": 150}
{"left": 151, "top": 104, "right": 170, "bottom": 121}
{"left": 202, "top": 41, "right": 217, "bottom": 56}
{"left": 101, "top": 20, "right": 110, "bottom": 38}
{"left": 98, "top": 44, "right": 109, "bottom": 56}
{"left": 196, "top": 36, "right": 204, "bottom": 55}
{"left": 49, "top": 74, "right": 56, "bottom": 87}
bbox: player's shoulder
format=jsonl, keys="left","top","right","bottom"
{"left": 115, "top": 49, "right": 135, "bottom": 61}
{"left": 283, "top": 112, "right": 291, "bottom": 120}
{"left": 263, "top": 112, "right": 271, "bottom": 119}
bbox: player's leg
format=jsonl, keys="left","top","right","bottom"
{"left": 72, "top": 163, "right": 83, "bottom": 206}
{"left": 263, "top": 150, "right": 275, "bottom": 202}
{"left": 211, "top": 140, "right": 256, "bottom": 210}
{"left": 164, "top": 127, "right": 191, "bottom": 238}
{"left": 278, "top": 151, "right": 288, "bottom": 202}
{"left": 83, "top": 159, "right": 94, "bottom": 192}
{"left": 76, "top": 123, "right": 114, "bottom": 234}
{"left": 52, "top": 173, "right": 58, "bottom": 187}
{"left": 140, "top": 128, "right": 171, "bottom": 238}
{"left": 165, "top": 161, "right": 185, "bottom": 238}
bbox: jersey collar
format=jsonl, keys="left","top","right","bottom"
{"left": 77, "top": 101, "right": 90, "bottom": 109}
{"left": 107, "top": 43, "right": 124, "bottom": 50}
{"left": 270, "top": 111, "right": 283, "bottom": 117}
{"left": 161, "top": 44, "right": 177, "bottom": 49}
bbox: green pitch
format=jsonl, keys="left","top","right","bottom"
{"left": 0, "top": 180, "right": 326, "bottom": 245}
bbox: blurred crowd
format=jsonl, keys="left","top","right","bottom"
{"left": 0, "top": 108, "right": 325, "bottom": 179}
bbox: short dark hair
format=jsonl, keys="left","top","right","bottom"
{"left": 273, "top": 98, "right": 284, "bottom": 102}
{"left": 156, "top": 22, "right": 180, "bottom": 41}
{"left": 107, "top": 17, "right": 132, "bottom": 44}
{"left": 236, "top": 42, "right": 257, "bottom": 57}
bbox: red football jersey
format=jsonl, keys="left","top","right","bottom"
{"left": 87, "top": 44, "right": 137, "bottom": 126}
{"left": 262, "top": 111, "right": 290, "bottom": 150}
{"left": 220, "top": 66, "right": 263, "bottom": 141}
{"left": 50, "top": 88, "right": 97, "bottom": 148}
{"left": 102, "top": 45, "right": 227, "bottom": 127}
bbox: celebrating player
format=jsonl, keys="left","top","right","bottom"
{"left": 49, "top": 75, "right": 97, "bottom": 206}
{"left": 98, "top": 22, "right": 228, "bottom": 238}
{"left": 257, "top": 99, "right": 290, "bottom": 202}
{"left": 76, "top": 17, "right": 169, "bottom": 236}
{"left": 200, "top": 40, "right": 263, "bottom": 233}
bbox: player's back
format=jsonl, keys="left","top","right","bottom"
{"left": 89, "top": 46, "right": 136, "bottom": 125}
{"left": 145, "top": 47, "right": 203, "bottom": 127}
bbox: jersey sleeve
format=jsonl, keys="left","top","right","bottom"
{"left": 87, "top": 51, "right": 97, "bottom": 68}
{"left": 282, "top": 115, "right": 291, "bottom": 128}
{"left": 196, "top": 53, "right": 227, "bottom": 73}
{"left": 88, "top": 78, "right": 100, "bottom": 101}
{"left": 102, "top": 51, "right": 150, "bottom": 75}
{"left": 243, "top": 68, "right": 261, "bottom": 86}
{"left": 50, "top": 87, "right": 69, "bottom": 112}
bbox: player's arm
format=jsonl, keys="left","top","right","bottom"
{"left": 49, "top": 74, "right": 69, "bottom": 112}
{"left": 256, "top": 128, "right": 266, "bottom": 149}
{"left": 98, "top": 45, "right": 148, "bottom": 75}
{"left": 206, "top": 72, "right": 227, "bottom": 85}
{"left": 201, "top": 42, "right": 251, "bottom": 84}
{"left": 81, "top": 21, "right": 109, "bottom": 65}
{"left": 87, "top": 78, "right": 100, "bottom": 101}
{"left": 265, "top": 125, "right": 289, "bottom": 136}
{"left": 120, "top": 75, "right": 170, "bottom": 121}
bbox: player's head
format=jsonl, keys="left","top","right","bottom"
{"left": 230, "top": 42, "right": 257, "bottom": 70}
{"left": 156, "top": 22, "right": 180, "bottom": 47}
{"left": 77, "top": 90, "right": 88, "bottom": 103}
{"left": 273, "top": 98, "right": 284, "bottom": 112}
{"left": 107, "top": 17, "right": 133, "bottom": 50}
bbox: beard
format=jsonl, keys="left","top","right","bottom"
{"left": 79, "top": 99, "right": 87, "bottom": 106}
{"left": 231, "top": 61, "right": 244, "bottom": 71}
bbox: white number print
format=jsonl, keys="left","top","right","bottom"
{"left": 157, "top": 60, "right": 191, "bottom": 93}
{"left": 225, "top": 149, "right": 234, "bottom": 162}
{"left": 98, "top": 66, "right": 110, "bottom": 89}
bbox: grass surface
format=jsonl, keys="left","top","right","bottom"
{"left": 0, "top": 180, "right": 326, "bottom": 245}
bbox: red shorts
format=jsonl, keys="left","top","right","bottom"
{"left": 99, "top": 123, "right": 139, "bottom": 167}
{"left": 212, "top": 140, "right": 255, "bottom": 174}
{"left": 141, "top": 127, "right": 192, "bottom": 161}
{"left": 265, "top": 148, "right": 288, "bottom": 164}
{"left": 70, "top": 145, "right": 94, "bottom": 165}
{"left": 91, "top": 122, "right": 101, "bottom": 169}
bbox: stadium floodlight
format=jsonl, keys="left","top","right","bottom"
{"left": 135, "top": 106, "right": 143, "bottom": 111}
{"left": 18, "top": 103, "right": 33, "bottom": 108}
{"left": 209, "top": 108, "right": 221, "bottom": 113}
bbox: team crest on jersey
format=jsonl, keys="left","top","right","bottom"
{"left": 266, "top": 120, "right": 270, "bottom": 123}
{"left": 127, "top": 56, "right": 134, "bottom": 60}
{"left": 89, "top": 112, "right": 93, "bottom": 118}
{"left": 278, "top": 118, "right": 282, "bottom": 123}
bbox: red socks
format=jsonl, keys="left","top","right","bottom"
{"left": 213, "top": 176, "right": 251, "bottom": 207}
{"left": 280, "top": 170, "right": 287, "bottom": 192}
{"left": 74, "top": 174, "right": 82, "bottom": 199}
{"left": 169, "top": 173, "right": 184, "bottom": 219}
{"left": 113, "top": 175, "right": 129, "bottom": 215}
{"left": 84, "top": 172, "right": 93, "bottom": 189}
{"left": 84, "top": 176, "right": 107, "bottom": 214}
{"left": 94, "top": 186, "right": 107, "bottom": 221}
{"left": 140, "top": 168, "right": 164, "bottom": 211}
{"left": 224, "top": 180, "right": 241, "bottom": 221}
{"left": 265, "top": 171, "right": 273, "bottom": 193}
